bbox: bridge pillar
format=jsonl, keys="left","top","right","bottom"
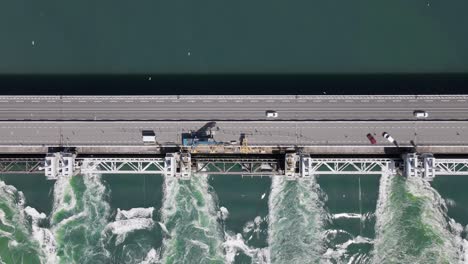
{"left": 43, "top": 152, "right": 77, "bottom": 180}
{"left": 401, "top": 152, "right": 435, "bottom": 180}
{"left": 402, "top": 153, "right": 418, "bottom": 178}
{"left": 164, "top": 153, "right": 179, "bottom": 177}
{"left": 299, "top": 154, "right": 312, "bottom": 179}
{"left": 285, "top": 153, "right": 299, "bottom": 180}
{"left": 180, "top": 153, "right": 191, "bottom": 180}
{"left": 44, "top": 153, "right": 60, "bottom": 180}
{"left": 421, "top": 153, "right": 435, "bottom": 181}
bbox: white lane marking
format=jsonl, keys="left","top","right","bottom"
{"left": 458, "top": 100, "right": 466, "bottom": 102}
{"left": 203, "top": 100, "right": 212, "bottom": 103}
{"left": 0, "top": 101, "right": 7, "bottom": 103}
{"left": 441, "top": 99, "right": 450, "bottom": 102}
{"left": 329, "top": 100, "right": 337, "bottom": 103}
{"left": 313, "top": 100, "right": 322, "bottom": 103}
{"left": 297, "top": 100, "right": 306, "bottom": 103}
{"left": 110, "top": 100, "right": 117, "bottom": 103}
{"left": 140, "top": 100, "right": 149, "bottom": 103}
{"left": 16, "top": 100, "right": 24, "bottom": 103}
{"left": 63, "top": 100, "right": 71, "bottom": 103}
{"left": 32, "top": 100, "right": 39, "bottom": 103}
{"left": 266, "top": 100, "right": 274, "bottom": 103}
{"left": 125, "top": 100, "right": 133, "bottom": 103}
{"left": 47, "top": 100, "right": 56, "bottom": 103}
{"left": 79, "top": 100, "right": 86, "bottom": 103}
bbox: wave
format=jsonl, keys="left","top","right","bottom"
{"left": 0, "top": 181, "right": 50, "bottom": 264}
{"left": 268, "top": 177, "right": 327, "bottom": 264}
{"left": 160, "top": 174, "right": 225, "bottom": 263}
{"left": 50, "top": 174, "right": 111, "bottom": 263}
{"left": 104, "top": 207, "right": 158, "bottom": 263}
{"left": 372, "top": 173, "right": 461, "bottom": 264}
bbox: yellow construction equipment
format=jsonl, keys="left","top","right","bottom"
{"left": 240, "top": 138, "right": 252, "bottom": 154}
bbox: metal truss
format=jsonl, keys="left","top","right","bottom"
{"left": 310, "top": 158, "right": 395, "bottom": 175}
{"left": 0, "top": 158, "right": 43, "bottom": 173}
{"left": 435, "top": 159, "right": 468, "bottom": 175}
{"left": 194, "top": 158, "right": 280, "bottom": 175}
{"left": 80, "top": 158, "right": 165, "bottom": 174}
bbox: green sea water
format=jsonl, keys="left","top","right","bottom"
{"left": 0, "top": 172, "right": 467, "bottom": 264}
{"left": 1, "top": 1, "right": 468, "bottom": 73}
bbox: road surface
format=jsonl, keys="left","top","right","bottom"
{"left": 0, "top": 120, "right": 466, "bottom": 147}
{"left": 1, "top": 95, "right": 468, "bottom": 121}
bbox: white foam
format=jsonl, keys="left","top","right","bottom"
{"left": 139, "top": 248, "right": 160, "bottom": 264}
{"left": 332, "top": 213, "right": 362, "bottom": 219}
{"left": 243, "top": 221, "right": 255, "bottom": 234}
{"left": 107, "top": 218, "right": 154, "bottom": 235}
{"left": 223, "top": 232, "right": 269, "bottom": 264}
{"left": 25, "top": 206, "right": 58, "bottom": 263}
{"left": 116, "top": 207, "right": 154, "bottom": 221}
{"left": 445, "top": 198, "right": 457, "bottom": 208}
{"left": 219, "top": 206, "right": 229, "bottom": 221}
{"left": 261, "top": 193, "right": 266, "bottom": 200}
{"left": 158, "top": 222, "right": 169, "bottom": 236}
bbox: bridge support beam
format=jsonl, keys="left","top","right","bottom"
{"left": 164, "top": 153, "right": 179, "bottom": 178}
{"left": 285, "top": 153, "right": 299, "bottom": 180}
{"left": 401, "top": 152, "right": 435, "bottom": 181}
{"left": 180, "top": 153, "right": 191, "bottom": 179}
{"left": 300, "top": 154, "right": 312, "bottom": 179}
{"left": 43, "top": 152, "right": 77, "bottom": 180}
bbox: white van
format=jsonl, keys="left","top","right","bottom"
{"left": 142, "top": 130, "right": 156, "bottom": 144}
{"left": 266, "top": 110, "right": 278, "bottom": 118}
{"left": 413, "top": 110, "right": 428, "bottom": 118}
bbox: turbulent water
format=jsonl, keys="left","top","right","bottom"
{"left": 268, "top": 176, "right": 326, "bottom": 264}
{"left": 373, "top": 173, "right": 461, "bottom": 264}
{"left": 0, "top": 181, "right": 47, "bottom": 264}
{"left": 50, "top": 174, "right": 111, "bottom": 263}
{"left": 0, "top": 171, "right": 468, "bottom": 264}
{"left": 160, "top": 174, "right": 225, "bottom": 264}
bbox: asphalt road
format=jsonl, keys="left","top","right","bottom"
{"left": 1, "top": 121, "right": 467, "bottom": 147}
{"left": 1, "top": 95, "right": 468, "bottom": 121}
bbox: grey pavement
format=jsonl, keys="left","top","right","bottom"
{"left": 1, "top": 121, "right": 467, "bottom": 147}
{"left": 1, "top": 95, "right": 468, "bottom": 121}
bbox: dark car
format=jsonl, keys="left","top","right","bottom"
{"left": 366, "top": 133, "right": 377, "bottom": 144}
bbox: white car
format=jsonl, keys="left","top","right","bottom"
{"left": 414, "top": 110, "right": 428, "bottom": 118}
{"left": 266, "top": 111, "right": 278, "bottom": 118}
{"left": 382, "top": 132, "right": 395, "bottom": 143}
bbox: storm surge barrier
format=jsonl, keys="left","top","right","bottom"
{"left": 2, "top": 152, "right": 468, "bottom": 180}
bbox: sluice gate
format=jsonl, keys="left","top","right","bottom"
{"left": 2, "top": 152, "right": 468, "bottom": 181}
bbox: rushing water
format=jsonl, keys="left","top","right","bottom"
{"left": 0, "top": 171, "right": 468, "bottom": 264}
{"left": 373, "top": 173, "right": 461, "bottom": 264}
{"left": 160, "top": 174, "right": 225, "bottom": 264}
{"left": 268, "top": 177, "right": 326, "bottom": 263}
